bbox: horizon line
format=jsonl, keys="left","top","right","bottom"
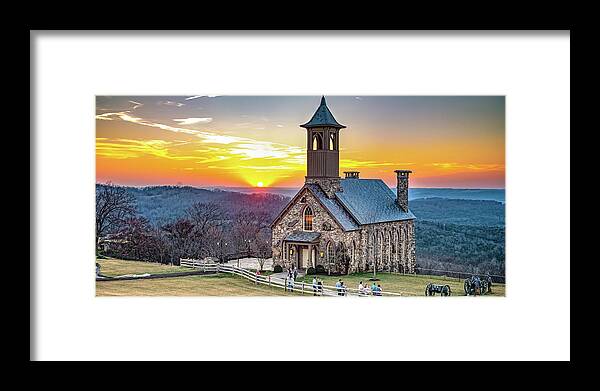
{"left": 96, "top": 182, "right": 505, "bottom": 191}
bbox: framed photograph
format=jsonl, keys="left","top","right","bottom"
{"left": 95, "top": 95, "right": 505, "bottom": 299}
{"left": 31, "top": 31, "right": 570, "bottom": 362}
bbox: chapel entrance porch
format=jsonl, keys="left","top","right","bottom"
{"left": 283, "top": 231, "right": 320, "bottom": 270}
{"left": 286, "top": 243, "right": 317, "bottom": 270}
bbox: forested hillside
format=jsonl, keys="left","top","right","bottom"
{"left": 410, "top": 198, "right": 505, "bottom": 275}
{"left": 410, "top": 198, "right": 505, "bottom": 226}
{"left": 96, "top": 184, "right": 505, "bottom": 276}
{"left": 122, "top": 185, "right": 288, "bottom": 226}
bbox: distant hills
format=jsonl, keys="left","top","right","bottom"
{"left": 98, "top": 184, "right": 505, "bottom": 275}
{"left": 103, "top": 184, "right": 506, "bottom": 226}
{"left": 408, "top": 188, "right": 505, "bottom": 203}
{"left": 107, "top": 185, "right": 288, "bottom": 226}
{"left": 214, "top": 186, "right": 506, "bottom": 203}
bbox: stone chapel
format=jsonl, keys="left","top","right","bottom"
{"left": 270, "top": 96, "right": 416, "bottom": 274}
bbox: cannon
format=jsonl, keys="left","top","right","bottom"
{"left": 425, "top": 283, "right": 451, "bottom": 296}
{"left": 464, "top": 275, "right": 492, "bottom": 295}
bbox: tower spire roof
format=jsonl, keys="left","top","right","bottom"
{"left": 300, "top": 96, "right": 346, "bottom": 129}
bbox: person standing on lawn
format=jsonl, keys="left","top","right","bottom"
{"left": 312, "top": 276, "right": 318, "bottom": 296}
{"left": 335, "top": 279, "right": 342, "bottom": 296}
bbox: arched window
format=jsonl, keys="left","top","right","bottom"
{"left": 327, "top": 241, "right": 335, "bottom": 264}
{"left": 405, "top": 226, "right": 409, "bottom": 250}
{"left": 339, "top": 242, "right": 348, "bottom": 274}
{"left": 368, "top": 233, "right": 374, "bottom": 270}
{"left": 392, "top": 230, "right": 398, "bottom": 261}
{"left": 373, "top": 231, "right": 379, "bottom": 262}
{"left": 385, "top": 232, "right": 391, "bottom": 264}
{"left": 303, "top": 206, "right": 313, "bottom": 231}
{"left": 378, "top": 232, "right": 384, "bottom": 261}
{"left": 312, "top": 134, "right": 323, "bottom": 150}
{"left": 400, "top": 226, "right": 407, "bottom": 265}
{"left": 329, "top": 132, "right": 336, "bottom": 150}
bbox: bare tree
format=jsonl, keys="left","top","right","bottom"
{"left": 96, "top": 183, "right": 137, "bottom": 246}
{"left": 204, "top": 225, "right": 228, "bottom": 262}
{"left": 232, "top": 210, "right": 269, "bottom": 251}
{"left": 228, "top": 209, "right": 272, "bottom": 268}
{"left": 187, "top": 202, "right": 226, "bottom": 231}
{"left": 254, "top": 232, "right": 272, "bottom": 271}
{"left": 187, "top": 202, "right": 227, "bottom": 257}
{"left": 119, "top": 216, "right": 153, "bottom": 261}
{"left": 148, "top": 225, "right": 170, "bottom": 264}
{"left": 161, "top": 218, "right": 196, "bottom": 264}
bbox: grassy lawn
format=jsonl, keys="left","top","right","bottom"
{"left": 295, "top": 272, "right": 505, "bottom": 297}
{"left": 96, "top": 258, "right": 188, "bottom": 277}
{"left": 96, "top": 273, "right": 302, "bottom": 296}
{"left": 95, "top": 259, "right": 505, "bottom": 296}
{"left": 246, "top": 269, "right": 275, "bottom": 276}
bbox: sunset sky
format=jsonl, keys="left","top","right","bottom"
{"left": 96, "top": 96, "right": 505, "bottom": 189}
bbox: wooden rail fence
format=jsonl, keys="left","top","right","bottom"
{"left": 180, "top": 258, "right": 412, "bottom": 297}
{"left": 414, "top": 267, "right": 505, "bottom": 284}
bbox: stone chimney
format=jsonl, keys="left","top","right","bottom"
{"left": 394, "top": 170, "right": 412, "bottom": 212}
{"left": 344, "top": 171, "right": 360, "bottom": 179}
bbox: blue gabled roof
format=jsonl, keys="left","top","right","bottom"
{"left": 335, "top": 178, "right": 416, "bottom": 225}
{"left": 300, "top": 96, "right": 346, "bottom": 129}
{"left": 285, "top": 231, "right": 321, "bottom": 243}
{"left": 305, "top": 184, "right": 360, "bottom": 231}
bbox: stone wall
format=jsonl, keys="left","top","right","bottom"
{"left": 271, "top": 187, "right": 358, "bottom": 272}
{"left": 305, "top": 177, "right": 341, "bottom": 198}
{"left": 272, "top": 187, "right": 416, "bottom": 275}
{"left": 358, "top": 220, "right": 416, "bottom": 274}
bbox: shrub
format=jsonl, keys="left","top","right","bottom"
{"left": 306, "top": 266, "right": 316, "bottom": 275}
{"left": 273, "top": 264, "right": 283, "bottom": 273}
{"left": 315, "top": 264, "right": 326, "bottom": 274}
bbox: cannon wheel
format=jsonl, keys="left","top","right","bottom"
{"left": 443, "top": 285, "right": 451, "bottom": 296}
{"left": 482, "top": 282, "right": 489, "bottom": 295}
{"left": 464, "top": 280, "right": 470, "bottom": 295}
{"left": 425, "top": 283, "right": 431, "bottom": 296}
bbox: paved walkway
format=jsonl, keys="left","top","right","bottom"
{"left": 270, "top": 269, "right": 306, "bottom": 280}
{"left": 224, "top": 257, "right": 274, "bottom": 271}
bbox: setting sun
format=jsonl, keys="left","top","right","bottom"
{"left": 96, "top": 96, "right": 505, "bottom": 189}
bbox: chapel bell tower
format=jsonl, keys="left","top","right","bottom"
{"left": 300, "top": 97, "right": 346, "bottom": 196}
